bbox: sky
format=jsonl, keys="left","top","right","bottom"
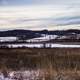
{"left": 0, "top": 0, "right": 80, "bottom": 30}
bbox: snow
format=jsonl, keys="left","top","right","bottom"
{"left": 0, "top": 70, "right": 42, "bottom": 80}
{"left": 0, "top": 36, "right": 80, "bottom": 48}
{"left": 0, "top": 35, "right": 58, "bottom": 42}
{"left": 0, "top": 37, "right": 17, "bottom": 42}
{"left": 27, "top": 35, "right": 58, "bottom": 42}
{"left": 5, "top": 43, "right": 80, "bottom": 48}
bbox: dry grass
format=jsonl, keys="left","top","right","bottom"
{"left": 0, "top": 48, "right": 80, "bottom": 79}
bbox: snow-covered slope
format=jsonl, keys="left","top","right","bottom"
{"left": 0, "top": 37, "right": 17, "bottom": 42}
{"left": 27, "top": 35, "right": 58, "bottom": 42}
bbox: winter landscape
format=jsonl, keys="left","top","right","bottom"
{"left": 0, "top": 29, "right": 80, "bottom": 80}
{"left": 0, "top": 29, "right": 80, "bottom": 48}
{"left": 0, "top": 0, "right": 80, "bottom": 80}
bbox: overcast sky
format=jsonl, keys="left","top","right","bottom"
{"left": 0, "top": 0, "right": 80, "bottom": 30}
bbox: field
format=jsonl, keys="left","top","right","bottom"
{"left": 0, "top": 48, "right": 80, "bottom": 80}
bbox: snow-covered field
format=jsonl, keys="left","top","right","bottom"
{"left": 27, "top": 35, "right": 58, "bottom": 42}
{"left": 0, "top": 36, "right": 80, "bottom": 48}
{"left": 0, "top": 35, "right": 58, "bottom": 42}
{"left": 6, "top": 43, "right": 80, "bottom": 48}
{"left": 0, "top": 37, "right": 17, "bottom": 42}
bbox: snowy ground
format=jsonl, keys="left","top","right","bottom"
{"left": 0, "top": 70, "right": 79, "bottom": 80}
{"left": 0, "top": 35, "right": 80, "bottom": 48}
{"left": 27, "top": 35, "right": 58, "bottom": 42}
{"left": 4, "top": 43, "right": 80, "bottom": 48}
{"left": 0, "top": 37, "right": 17, "bottom": 42}
{"left": 0, "top": 70, "right": 43, "bottom": 80}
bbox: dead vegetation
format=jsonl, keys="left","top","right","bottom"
{"left": 0, "top": 48, "right": 80, "bottom": 80}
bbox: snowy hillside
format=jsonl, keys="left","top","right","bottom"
{"left": 27, "top": 35, "right": 58, "bottom": 42}
{"left": 0, "top": 37, "right": 17, "bottom": 42}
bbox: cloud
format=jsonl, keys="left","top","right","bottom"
{"left": 0, "top": 4, "right": 80, "bottom": 30}
{"left": 54, "top": 16, "right": 80, "bottom": 24}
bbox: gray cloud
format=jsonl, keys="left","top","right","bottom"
{"left": 12, "top": 15, "right": 80, "bottom": 27}
{"left": 0, "top": 0, "right": 80, "bottom": 30}
{"left": 54, "top": 16, "right": 80, "bottom": 26}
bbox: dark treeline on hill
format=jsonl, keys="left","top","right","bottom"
{"left": 36, "top": 29, "right": 80, "bottom": 35}
{"left": 0, "top": 30, "right": 41, "bottom": 39}
{"left": 0, "top": 29, "right": 80, "bottom": 39}
{"left": 0, "top": 29, "right": 80, "bottom": 37}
